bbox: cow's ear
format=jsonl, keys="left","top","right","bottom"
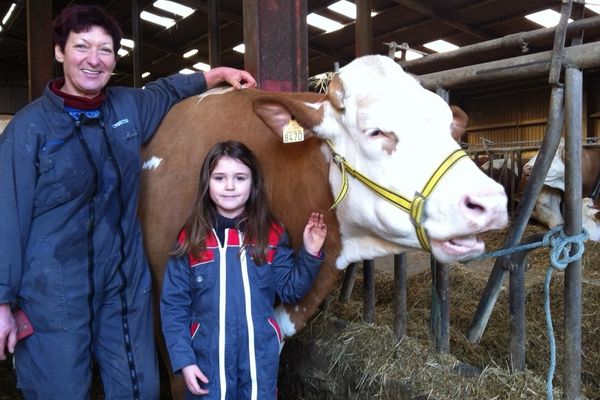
{"left": 327, "top": 74, "right": 345, "bottom": 111}
{"left": 450, "top": 105, "right": 468, "bottom": 142}
{"left": 253, "top": 94, "right": 324, "bottom": 139}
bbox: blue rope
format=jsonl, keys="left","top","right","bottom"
{"left": 466, "top": 226, "right": 588, "bottom": 399}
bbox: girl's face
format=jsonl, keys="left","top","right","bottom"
{"left": 209, "top": 156, "right": 252, "bottom": 218}
{"left": 54, "top": 25, "right": 117, "bottom": 98}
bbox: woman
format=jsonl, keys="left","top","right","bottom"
{"left": 0, "top": 4, "right": 255, "bottom": 399}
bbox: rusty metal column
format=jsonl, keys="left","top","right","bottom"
{"left": 243, "top": 0, "right": 308, "bottom": 92}
{"left": 208, "top": 0, "right": 221, "bottom": 67}
{"left": 563, "top": 66, "right": 583, "bottom": 400}
{"left": 355, "top": 0, "right": 371, "bottom": 56}
{"left": 132, "top": 0, "right": 142, "bottom": 88}
{"left": 26, "top": 0, "right": 54, "bottom": 100}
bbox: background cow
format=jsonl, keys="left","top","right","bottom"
{"left": 138, "top": 55, "right": 508, "bottom": 397}
{"left": 522, "top": 138, "right": 600, "bottom": 240}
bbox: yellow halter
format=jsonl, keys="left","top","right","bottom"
{"left": 326, "top": 140, "right": 469, "bottom": 252}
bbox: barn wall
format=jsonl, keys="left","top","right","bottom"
{"left": 0, "top": 66, "right": 28, "bottom": 114}
{"left": 463, "top": 81, "right": 599, "bottom": 157}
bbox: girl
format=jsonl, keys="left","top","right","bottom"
{"left": 160, "top": 141, "right": 327, "bottom": 399}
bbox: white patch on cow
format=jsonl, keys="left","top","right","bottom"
{"left": 524, "top": 138, "right": 566, "bottom": 191}
{"left": 195, "top": 86, "right": 234, "bottom": 103}
{"left": 274, "top": 304, "right": 297, "bottom": 339}
{"left": 531, "top": 187, "right": 564, "bottom": 228}
{"left": 304, "top": 101, "right": 324, "bottom": 110}
{"left": 583, "top": 198, "right": 600, "bottom": 241}
{"left": 142, "top": 156, "right": 163, "bottom": 170}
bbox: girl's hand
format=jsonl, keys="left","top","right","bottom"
{"left": 181, "top": 365, "right": 209, "bottom": 396}
{"left": 303, "top": 212, "right": 327, "bottom": 257}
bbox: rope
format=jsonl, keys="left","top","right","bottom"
{"left": 467, "top": 226, "right": 588, "bottom": 400}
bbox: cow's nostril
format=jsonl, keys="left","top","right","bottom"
{"left": 465, "top": 196, "right": 485, "bottom": 212}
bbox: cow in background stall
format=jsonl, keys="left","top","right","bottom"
{"left": 138, "top": 55, "right": 508, "bottom": 398}
{"left": 522, "top": 137, "right": 600, "bottom": 240}
{"left": 0, "top": 115, "right": 11, "bottom": 135}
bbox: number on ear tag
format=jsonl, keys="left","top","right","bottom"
{"left": 282, "top": 119, "right": 305, "bottom": 143}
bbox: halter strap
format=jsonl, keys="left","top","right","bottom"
{"left": 326, "top": 140, "right": 468, "bottom": 252}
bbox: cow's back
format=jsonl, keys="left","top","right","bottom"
{"left": 139, "top": 87, "right": 341, "bottom": 295}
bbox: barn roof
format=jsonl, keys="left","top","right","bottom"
{"left": 0, "top": 0, "right": 599, "bottom": 89}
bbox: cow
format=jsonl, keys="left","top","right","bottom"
{"left": 522, "top": 137, "right": 600, "bottom": 239}
{"left": 138, "top": 55, "right": 508, "bottom": 397}
{"left": 0, "top": 115, "right": 11, "bottom": 135}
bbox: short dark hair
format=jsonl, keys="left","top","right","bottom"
{"left": 53, "top": 4, "right": 122, "bottom": 53}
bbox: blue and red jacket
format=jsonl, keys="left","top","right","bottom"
{"left": 160, "top": 223, "right": 323, "bottom": 400}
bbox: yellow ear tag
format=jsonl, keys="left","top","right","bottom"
{"left": 282, "top": 119, "right": 305, "bottom": 143}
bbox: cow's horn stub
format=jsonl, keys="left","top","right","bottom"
{"left": 327, "top": 73, "right": 345, "bottom": 111}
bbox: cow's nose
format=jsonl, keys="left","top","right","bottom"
{"left": 459, "top": 188, "right": 508, "bottom": 230}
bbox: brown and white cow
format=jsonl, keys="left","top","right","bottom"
{"left": 138, "top": 55, "right": 508, "bottom": 397}
{"left": 522, "top": 137, "right": 600, "bottom": 240}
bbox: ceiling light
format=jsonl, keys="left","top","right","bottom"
{"left": 586, "top": 4, "right": 600, "bottom": 14}
{"left": 141, "top": 11, "right": 176, "bottom": 29}
{"left": 142, "top": 72, "right": 151, "bottom": 78}
{"left": 2, "top": 3, "right": 16, "bottom": 26}
{"left": 193, "top": 62, "right": 211, "bottom": 71}
{"left": 183, "top": 49, "right": 198, "bottom": 58}
{"left": 153, "top": 0, "right": 195, "bottom": 18}
{"left": 395, "top": 49, "right": 424, "bottom": 61}
{"left": 423, "top": 39, "right": 459, "bottom": 53}
{"left": 179, "top": 68, "right": 195, "bottom": 74}
{"left": 118, "top": 49, "right": 129, "bottom": 57}
{"left": 120, "top": 38, "right": 135, "bottom": 49}
{"left": 328, "top": 1, "right": 356, "bottom": 19}
{"left": 233, "top": 44, "right": 245, "bottom": 54}
{"left": 525, "top": 9, "right": 572, "bottom": 28}
{"left": 307, "top": 13, "right": 344, "bottom": 33}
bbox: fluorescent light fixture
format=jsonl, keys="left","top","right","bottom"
{"left": 585, "top": 4, "right": 600, "bottom": 15}
{"left": 153, "top": 0, "right": 195, "bottom": 18}
{"left": 327, "top": 0, "right": 376, "bottom": 19}
{"left": 525, "top": 9, "right": 572, "bottom": 28}
{"left": 395, "top": 49, "right": 424, "bottom": 61}
{"left": 141, "top": 11, "right": 176, "bottom": 29}
{"left": 118, "top": 49, "right": 129, "bottom": 57}
{"left": 183, "top": 48, "right": 198, "bottom": 58}
{"left": 179, "top": 68, "right": 195, "bottom": 74}
{"left": 423, "top": 39, "right": 459, "bottom": 53}
{"left": 142, "top": 72, "right": 151, "bottom": 78}
{"left": 120, "top": 38, "right": 135, "bottom": 49}
{"left": 328, "top": 1, "right": 356, "bottom": 19}
{"left": 233, "top": 44, "right": 245, "bottom": 53}
{"left": 193, "top": 62, "right": 211, "bottom": 71}
{"left": 2, "top": 3, "right": 16, "bottom": 25}
{"left": 307, "top": 13, "right": 344, "bottom": 32}
{"left": 0, "top": 26, "right": 3, "bottom": 33}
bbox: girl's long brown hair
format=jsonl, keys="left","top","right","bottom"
{"left": 173, "top": 141, "right": 277, "bottom": 264}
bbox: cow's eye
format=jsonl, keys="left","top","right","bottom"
{"left": 366, "top": 129, "right": 382, "bottom": 137}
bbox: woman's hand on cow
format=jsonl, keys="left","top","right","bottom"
{"left": 303, "top": 212, "right": 327, "bottom": 257}
{"left": 0, "top": 304, "right": 17, "bottom": 360}
{"left": 182, "top": 364, "right": 210, "bottom": 396}
{"left": 204, "top": 67, "right": 257, "bottom": 90}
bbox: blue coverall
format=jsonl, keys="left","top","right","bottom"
{"left": 160, "top": 222, "right": 323, "bottom": 400}
{"left": 0, "top": 72, "right": 207, "bottom": 399}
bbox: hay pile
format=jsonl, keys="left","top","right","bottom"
{"left": 288, "top": 224, "right": 600, "bottom": 399}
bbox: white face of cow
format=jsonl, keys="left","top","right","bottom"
{"left": 312, "top": 55, "right": 508, "bottom": 265}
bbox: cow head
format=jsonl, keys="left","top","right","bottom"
{"left": 254, "top": 55, "right": 508, "bottom": 265}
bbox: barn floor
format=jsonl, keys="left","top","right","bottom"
{"left": 278, "top": 224, "right": 600, "bottom": 399}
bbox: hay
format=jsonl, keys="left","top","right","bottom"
{"left": 294, "top": 224, "right": 600, "bottom": 399}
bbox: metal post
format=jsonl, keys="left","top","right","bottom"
{"left": 431, "top": 256, "right": 449, "bottom": 352}
{"left": 393, "top": 253, "right": 407, "bottom": 340}
{"left": 339, "top": 262, "right": 357, "bottom": 303}
{"left": 363, "top": 259, "right": 375, "bottom": 323}
{"left": 468, "top": 87, "right": 565, "bottom": 343}
{"left": 26, "top": 0, "right": 53, "bottom": 100}
{"left": 132, "top": 0, "right": 142, "bottom": 88}
{"left": 208, "top": 0, "right": 221, "bottom": 67}
{"left": 563, "top": 66, "right": 583, "bottom": 400}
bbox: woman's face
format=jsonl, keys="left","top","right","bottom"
{"left": 54, "top": 25, "right": 117, "bottom": 98}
